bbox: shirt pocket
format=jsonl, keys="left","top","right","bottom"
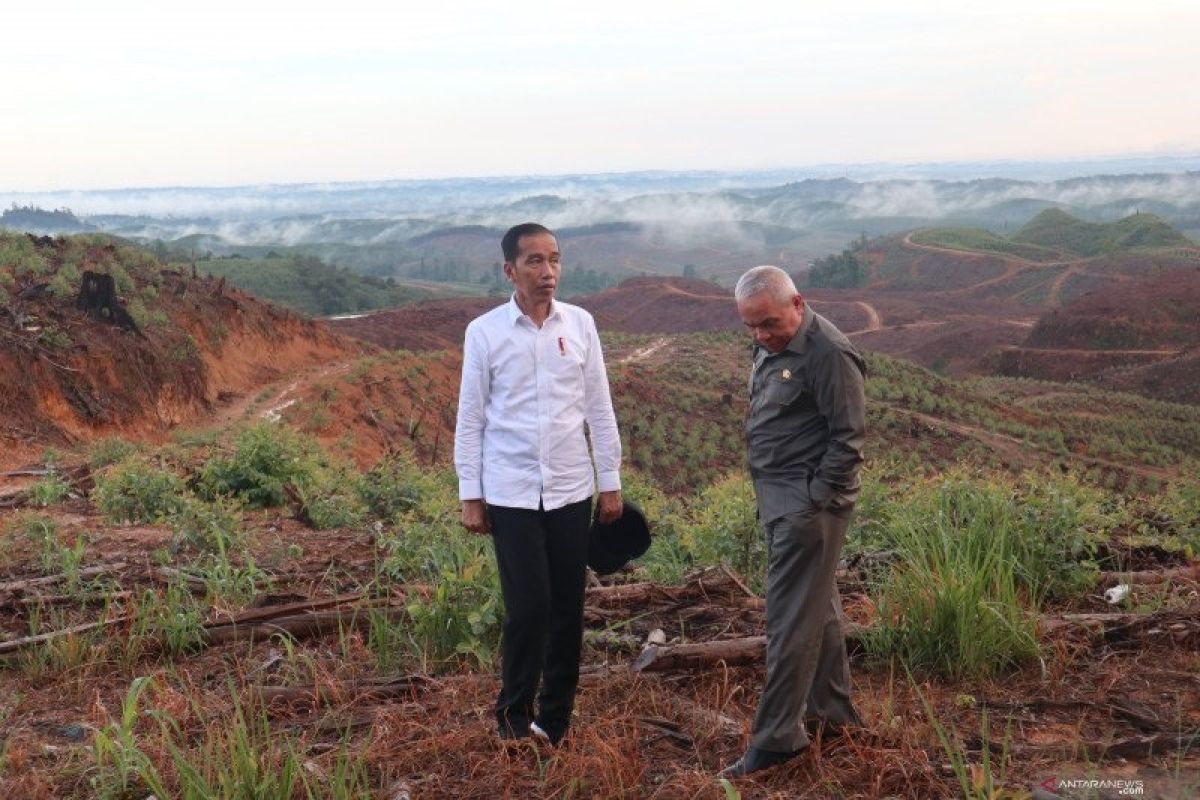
{"left": 763, "top": 373, "right": 804, "bottom": 406}
{"left": 547, "top": 332, "right": 587, "bottom": 401}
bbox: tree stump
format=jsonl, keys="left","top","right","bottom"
{"left": 75, "top": 271, "right": 139, "bottom": 332}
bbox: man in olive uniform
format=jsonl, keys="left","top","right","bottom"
{"left": 722, "top": 265, "right": 866, "bottom": 778}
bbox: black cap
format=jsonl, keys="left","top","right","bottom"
{"left": 587, "top": 501, "right": 651, "bottom": 576}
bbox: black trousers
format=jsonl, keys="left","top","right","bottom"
{"left": 487, "top": 498, "right": 591, "bottom": 743}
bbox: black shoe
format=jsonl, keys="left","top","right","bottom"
{"left": 719, "top": 746, "right": 805, "bottom": 778}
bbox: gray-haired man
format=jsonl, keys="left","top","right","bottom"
{"left": 722, "top": 265, "right": 866, "bottom": 778}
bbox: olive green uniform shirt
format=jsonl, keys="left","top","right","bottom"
{"left": 746, "top": 303, "right": 867, "bottom": 524}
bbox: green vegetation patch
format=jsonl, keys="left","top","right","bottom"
{"left": 196, "top": 254, "right": 427, "bottom": 316}
{"left": 860, "top": 469, "right": 1114, "bottom": 677}
{"left": 1015, "top": 208, "right": 1192, "bottom": 257}
{"left": 911, "top": 227, "right": 1061, "bottom": 262}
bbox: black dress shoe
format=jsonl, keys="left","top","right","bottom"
{"left": 719, "top": 746, "right": 805, "bottom": 778}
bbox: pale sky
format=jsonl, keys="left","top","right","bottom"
{"left": 5, "top": 0, "right": 1199, "bottom": 191}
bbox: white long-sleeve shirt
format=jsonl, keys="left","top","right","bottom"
{"left": 454, "top": 296, "right": 622, "bottom": 511}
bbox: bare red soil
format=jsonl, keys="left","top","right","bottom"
{"left": 1, "top": 269, "right": 365, "bottom": 471}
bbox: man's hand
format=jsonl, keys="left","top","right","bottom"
{"left": 461, "top": 499, "right": 490, "bottom": 534}
{"left": 597, "top": 490, "right": 623, "bottom": 524}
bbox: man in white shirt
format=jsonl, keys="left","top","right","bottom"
{"left": 455, "top": 222, "right": 623, "bottom": 746}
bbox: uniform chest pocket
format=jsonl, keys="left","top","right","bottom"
{"left": 763, "top": 374, "right": 804, "bottom": 406}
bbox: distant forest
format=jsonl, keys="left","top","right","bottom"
{"left": 807, "top": 234, "right": 869, "bottom": 289}
{"left": 0, "top": 204, "right": 91, "bottom": 232}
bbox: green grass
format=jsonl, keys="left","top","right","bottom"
{"left": 861, "top": 469, "right": 1112, "bottom": 678}
{"left": 90, "top": 677, "right": 375, "bottom": 800}
{"left": 196, "top": 254, "right": 428, "bottom": 316}
{"left": 1015, "top": 208, "right": 1193, "bottom": 257}
{"left": 911, "top": 227, "right": 1062, "bottom": 262}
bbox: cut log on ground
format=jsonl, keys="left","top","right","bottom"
{"left": 250, "top": 674, "right": 436, "bottom": 707}
{"left": 0, "top": 615, "right": 130, "bottom": 656}
{"left": 202, "top": 606, "right": 406, "bottom": 647}
{"left": 207, "top": 592, "right": 366, "bottom": 627}
{"left": 0, "top": 562, "right": 128, "bottom": 596}
{"left": 1040, "top": 608, "right": 1200, "bottom": 648}
{"left": 633, "top": 624, "right": 863, "bottom": 673}
{"left": 1099, "top": 564, "right": 1200, "bottom": 586}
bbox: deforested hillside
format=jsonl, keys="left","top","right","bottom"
{"left": 1025, "top": 269, "right": 1200, "bottom": 351}
{"left": 0, "top": 233, "right": 363, "bottom": 465}
{"left": 0, "top": 323, "right": 1197, "bottom": 798}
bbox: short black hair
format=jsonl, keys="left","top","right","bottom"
{"left": 501, "top": 222, "right": 555, "bottom": 263}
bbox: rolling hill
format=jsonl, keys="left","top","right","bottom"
{"left": 1013, "top": 208, "right": 1192, "bottom": 256}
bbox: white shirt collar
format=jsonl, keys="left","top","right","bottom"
{"left": 506, "top": 293, "right": 559, "bottom": 326}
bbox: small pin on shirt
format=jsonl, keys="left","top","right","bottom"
{"left": 781, "top": 369, "right": 792, "bottom": 380}
{"left": 558, "top": 337, "right": 566, "bottom": 356}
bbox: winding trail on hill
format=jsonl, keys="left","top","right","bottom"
{"left": 1047, "top": 263, "right": 1082, "bottom": 307}
{"left": 886, "top": 405, "right": 1174, "bottom": 480}
{"left": 902, "top": 231, "right": 1007, "bottom": 260}
{"left": 851, "top": 301, "right": 882, "bottom": 333}
{"left": 620, "top": 337, "right": 672, "bottom": 364}
{"left": 899, "top": 231, "right": 1105, "bottom": 302}
{"left": 212, "top": 359, "right": 360, "bottom": 429}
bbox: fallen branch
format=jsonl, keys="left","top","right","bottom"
{"left": 207, "top": 592, "right": 366, "bottom": 627}
{"left": 636, "top": 716, "right": 694, "bottom": 748}
{"left": 586, "top": 568, "right": 757, "bottom": 609}
{"left": 1041, "top": 609, "right": 1200, "bottom": 647}
{"left": 661, "top": 692, "right": 743, "bottom": 736}
{"left": 1099, "top": 564, "right": 1200, "bottom": 587}
{"left": 0, "top": 615, "right": 130, "bottom": 656}
{"left": 0, "top": 562, "right": 127, "bottom": 596}
{"left": 2, "top": 590, "right": 133, "bottom": 611}
{"left": 635, "top": 635, "right": 765, "bottom": 673}
{"left": 250, "top": 674, "right": 436, "bottom": 707}
{"left": 202, "top": 606, "right": 406, "bottom": 647}
{"left": 0, "top": 491, "right": 30, "bottom": 510}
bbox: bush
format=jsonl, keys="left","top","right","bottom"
{"left": 88, "top": 437, "right": 139, "bottom": 469}
{"left": 29, "top": 470, "right": 71, "bottom": 506}
{"left": 198, "top": 424, "right": 315, "bottom": 508}
{"left": 0, "top": 234, "right": 48, "bottom": 275}
{"left": 405, "top": 547, "right": 502, "bottom": 671}
{"left": 295, "top": 468, "right": 367, "bottom": 530}
{"left": 357, "top": 457, "right": 423, "bottom": 519}
{"left": 169, "top": 496, "right": 244, "bottom": 554}
{"left": 93, "top": 457, "right": 188, "bottom": 523}
{"left": 679, "top": 476, "right": 762, "bottom": 581}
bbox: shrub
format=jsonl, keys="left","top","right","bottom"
{"left": 678, "top": 475, "right": 762, "bottom": 581}
{"left": 357, "top": 457, "right": 423, "bottom": 519}
{"left": 93, "top": 457, "right": 188, "bottom": 523}
{"left": 198, "top": 424, "right": 314, "bottom": 508}
{"left": 88, "top": 437, "right": 139, "bottom": 469}
{"left": 295, "top": 469, "right": 366, "bottom": 530}
{"left": 405, "top": 547, "right": 502, "bottom": 671}
{"left": 29, "top": 470, "right": 71, "bottom": 506}
{"left": 169, "top": 495, "right": 244, "bottom": 554}
{"left": 38, "top": 326, "right": 72, "bottom": 349}
{"left": 0, "top": 234, "right": 48, "bottom": 275}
